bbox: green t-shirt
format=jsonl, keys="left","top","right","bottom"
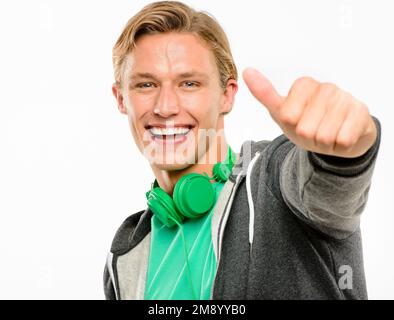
{"left": 144, "top": 181, "right": 224, "bottom": 300}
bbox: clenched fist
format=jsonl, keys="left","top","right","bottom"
{"left": 243, "top": 68, "right": 377, "bottom": 158}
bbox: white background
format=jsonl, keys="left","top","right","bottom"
{"left": 0, "top": 0, "right": 393, "bottom": 299}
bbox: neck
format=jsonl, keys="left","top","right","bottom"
{"left": 150, "top": 134, "right": 231, "bottom": 197}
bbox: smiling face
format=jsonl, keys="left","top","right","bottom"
{"left": 112, "top": 32, "right": 237, "bottom": 171}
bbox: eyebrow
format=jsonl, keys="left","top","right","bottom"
{"left": 129, "top": 73, "right": 156, "bottom": 81}
{"left": 129, "top": 71, "right": 209, "bottom": 81}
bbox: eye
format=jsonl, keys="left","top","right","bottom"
{"left": 136, "top": 82, "right": 156, "bottom": 89}
{"left": 182, "top": 81, "right": 199, "bottom": 88}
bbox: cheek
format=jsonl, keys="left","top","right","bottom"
{"left": 126, "top": 95, "right": 154, "bottom": 130}
{"left": 181, "top": 92, "right": 221, "bottom": 122}
{"left": 127, "top": 93, "right": 154, "bottom": 116}
{"left": 125, "top": 95, "right": 151, "bottom": 140}
{"left": 126, "top": 113, "right": 140, "bottom": 141}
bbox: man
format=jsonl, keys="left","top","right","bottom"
{"left": 104, "top": 1, "right": 381, "bottom": 299}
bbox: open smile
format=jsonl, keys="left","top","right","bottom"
{"left": 145, "top": 125, "right": 194, "bottom": 144}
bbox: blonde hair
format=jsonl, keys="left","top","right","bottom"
{"left": 112, "top": 1, "right": 238, "bottom": 89}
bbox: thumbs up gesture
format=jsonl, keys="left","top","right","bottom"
{"left": 243, "top": 68, "right": 377, "bottom": 158}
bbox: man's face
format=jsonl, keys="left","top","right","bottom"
{"left": 113, "top": 32, "right": 237, "bottom": 171}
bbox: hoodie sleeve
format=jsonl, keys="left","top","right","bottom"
{"left": 103, "top": 262, "right": 116, "bottom": 300}
{"left": 279, "top": 115, "right": 381, "bottom": 239}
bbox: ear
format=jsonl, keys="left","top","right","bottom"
{"left": 220, "top": 79, "right": 238, "bottom": 115}
{"left": 112, "top": 83, "right": 128, "bottom": 115}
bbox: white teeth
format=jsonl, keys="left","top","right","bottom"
{"left": 149, "top": 127, "right": 191, "bottom": 136}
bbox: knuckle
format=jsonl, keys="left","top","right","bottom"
{"left": 291, "top": 76, "right": 316, "bottom": 93}
{"left": 319, "top": 82, "right": 338, "bottom": 97}
{"left": 316, "top": 132, "right": 334, "bottom": 146}
{"left": 295, "top": 125, "right": 314, "bottom": 140}
{"left": 336, "top": 136, "right": 356, "bottom": 148}
{"left": 358, "top": 102, "right": 369, "bottom": 116}
{"left": 279, "top": 110, "right": 298, "bottom": 126}
{"left": 360, "top": 101, "right": 370, "bottom": 114}
{"left": 327, "top": 89, "right": 343, "bottom": 108}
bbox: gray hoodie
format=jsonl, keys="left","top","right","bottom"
{"left": 104, "top": 116, "right": 381, "bottom": 300}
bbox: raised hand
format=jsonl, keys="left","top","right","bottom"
{"left": 243, "top": 68, "right": 377, "bottom": 158}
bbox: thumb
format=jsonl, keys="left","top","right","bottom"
{"left": 243, "top": 68, "right": 284, "bottom": 113}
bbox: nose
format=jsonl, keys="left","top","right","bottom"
{"left": 153, "top": 84, "right": 180, "bottom": 118}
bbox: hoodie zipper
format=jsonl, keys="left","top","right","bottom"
{"left": 210, "top": 150, "right": 262, "bottom": 299}
{"left": 210, "top": 171, "right": 245, "bottom": 299}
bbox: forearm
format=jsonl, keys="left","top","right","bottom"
{"left": 280, "top": 116, "right": 381, "bottom": 238}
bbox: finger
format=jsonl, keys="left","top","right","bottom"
{"left": 334, "top": 102, "right": 369, "bottom": 157}
{"left": 294, "top": 84, "right": 334, "bottom": 150}
{"left": 315, "top": 90, "right": 350, "bottom": 154}
{"left": 242, "top": 68, "right": 284, "bottom": 114}
{"left": 278, "top": 77, "right": 319, "bottom": 129}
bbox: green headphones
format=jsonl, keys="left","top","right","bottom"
{"left": 145, "top": 146, "right": 237, "bottom": 228}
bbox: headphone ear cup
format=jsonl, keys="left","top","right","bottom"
{"left": 147, "top": 187, "right": 184, "bottom": 228}
{"left": 212, "top": 162, "right": 231, "bottom": 182}
{"left": 173, "top": 173, "right": 215, "bottom": 219}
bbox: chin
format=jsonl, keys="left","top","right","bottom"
{"left": 154, "top": 162, "right": 192, "bottom": 172}
{"left": 143, "top": 143, "right": 198, "bottom": 169}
